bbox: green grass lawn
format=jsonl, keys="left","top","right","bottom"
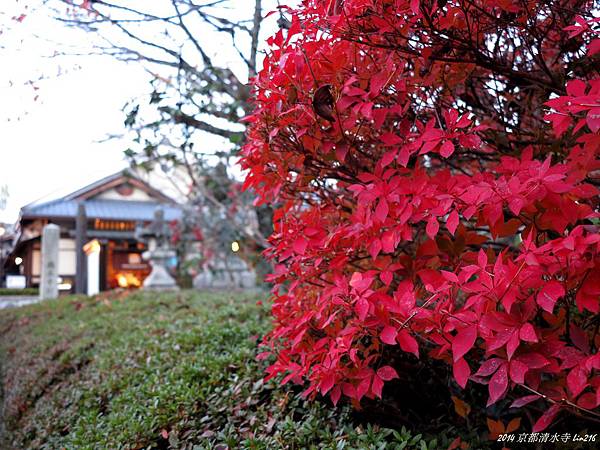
{"left": 0, "top": 290, "right": 445, "bottom": 450}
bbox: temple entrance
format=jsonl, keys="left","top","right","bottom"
{"left": 104, "top": 241, "right": 150, "bottom": 290}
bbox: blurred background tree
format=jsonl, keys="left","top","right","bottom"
{"left": 45, "top": 0, "right": 286, "bottom": 282}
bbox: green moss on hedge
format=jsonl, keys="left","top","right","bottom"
{"left": 0, "top": 291, "right": 468, "bottom": 449}
{"left": 0, "top": 288, "right": 39, "bottom": 296}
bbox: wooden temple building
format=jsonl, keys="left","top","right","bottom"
{"left": 3, "top": 171, "right": 182, "bottom": 293}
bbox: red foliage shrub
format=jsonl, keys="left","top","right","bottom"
{"left": 242, "top": 0, "right": 600, "bottom": 431}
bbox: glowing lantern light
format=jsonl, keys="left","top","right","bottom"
{"left": 116, "top": 273, "right": 141, "bottom": 289}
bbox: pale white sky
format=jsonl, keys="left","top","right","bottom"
{"left": 0, "top": 1, "right": 151, "bottom": 222}
{"left": 0, "top": 0, "right": 281, "bottom": 223}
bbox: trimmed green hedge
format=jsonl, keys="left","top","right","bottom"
{"left": 0, "top": 288, "right": 39, "bottom": 296}
{"left": 0, "top": 291, "right": 481, "bottom": 449}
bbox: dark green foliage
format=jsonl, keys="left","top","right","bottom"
{"left": 0, "top": 291, "right": 452, "bottom": 449}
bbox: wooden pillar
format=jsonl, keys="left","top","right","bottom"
{"left": 100, "top": 243, "right": 107, "bottom": 291}
{"left": 106, "top": 242, "right": 114, "bottom": 289}
{"left": 75, "top": 202, "right": 87, "bottom": 294}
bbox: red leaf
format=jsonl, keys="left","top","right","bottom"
{"left": 368, "top": 239, "right": 382, "bottom": 260}
{"left": 335, "top": 144, "right": 349, "bottom": 161}
{"left": 380, "top": 270, "right": 393, "bottom": 286}
{"left": 372, "top": 374, "right": 384, "bottom": 398}
{"left": 441, "top": 270, "right": 458, "bottom": 283}
{"left": 380, "top": 133, "right": 402, "bottom": 145}
{"left": 320, "top": 372, "right": 335, "bottom": 394}
{"left": 446, "top": 210, "right": 459, "bottom": 235}
{"left": 587, "top": 107, "right": 600, "bottom": 133}
{"left": 457, "top": 134, "right": 481, "bottom": 148}
{"left": 377, "top": 365, "right": 399, "bottom": 381}
{"left": 519, "top": 323, "right": 538, "bottom": 343}
{"left": 487, "top": 363, "right": 508, "bottom": 406}
{"left": 331, "top": 385, "right": 341, "bottom": 405}
{"left": 410, "top": 0, "right": 420, "bottom": 14}
{"left": 453, "top": 357, "right": 470, "bottom": 389}
{"left": 577, "top": 392, "right": 598, "bottom": 409}
{"left": 477, "top": 249, "right": 488, "bottom": 268}
{"left": 356, "top": 376, "right": 370, "bottom": 401}
{"left": 380, "top": 326, "right": 398, "bottom": 345}
{"left": 516, "top": 353, "right": 550, "bottom": 369}
{"left": 381, "top": 150, "right": 397, "bottom": 167}
{"left": 355, "top": 298, "right": 369, "bottom": 321}
{"left": 546, "top": 112, "right": 572, "bottom": 137}
{"left": 510, "top": 394, "right": 540, "bottom": 408}
{"left": 447, "top": 437, "right": 463, "bottom": 450}
{"left": 293, "top": 238, "right": 308, "bottom": 255}
{"left": 588, "top": 38, "right": 600, "bottom": 56}
{"left": 381, "top": 230, "right": 396, "bottom": 253}
{"left": 440, "top": 140, "right": 455, "bottom": 158}
{"left": 570, "top": 324, "right": 590, "bottom": 353}
{"left": 509, "top": 360, "right": 528, "bottom": 384}
{"left": 508, "top": 197, "right": 524, "bottom": 216}
{"left": 507, "top": 331, "right": 520, "bottom": 360}
{"left": 375, "top": 199, "right": 389, "bottom": 222}
{"left": 256, "top": 351, "right": 272, "bottom": 361}
{"left": 426, "top": 216, "right": 439, "bottom": 239}
{"left": 475, "top": 358, "right": 504, "bottom": 377}
{"left": 536, "top": 281, "right": 565, "bottom": 313}
{"left": 341, "top": 382, "right": 356, "bottom": 399}
{"left": 452, "top": 325, "right": 477, "bottom": 362}
{"left": 533, "top": 404, "right": 561, "bottom": 432}
{"left": 397, "top": 329, "right": 419, "bottom": 357}
{"left": 349, "top": 272, "right": 372, "bottom": 291}
{"left": 567, "top": 366, "right": 588, "bottom": 397}
{"left": 566, "top": 79, "right": 587, "bottom": 96}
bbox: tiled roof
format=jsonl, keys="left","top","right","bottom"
{"left": 62, "top": 171, "right": 131, "bottom": 200}
{"left": 21, "top": 199, "right": 182, "bottom": 222}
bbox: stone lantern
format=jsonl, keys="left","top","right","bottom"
{"left": 136, "top": 209, "right": 179, "bottom": 291}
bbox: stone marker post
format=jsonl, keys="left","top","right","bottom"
{"left": 40, "top": 224, "right": 60, "bottom": 300}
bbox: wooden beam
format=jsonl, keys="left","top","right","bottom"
{"left": 75, "top": 203, "right": 87, "bottom": 295}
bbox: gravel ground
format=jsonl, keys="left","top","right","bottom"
{"left": 0, "top": 296, "right": 41, "bottom": 310}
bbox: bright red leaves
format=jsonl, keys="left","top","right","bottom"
{"left": 243, "top": 0, "right": 600, "bottom": 432}
{"left": 452, "top": 325, "right": 478, "bottom": 362}
{"left": 380, "top": 326, "right": 398, "bottom": 345}
{"left": 397, "top": 329, "right": 419, "bottom": 358}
